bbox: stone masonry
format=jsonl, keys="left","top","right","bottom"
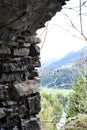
{"left": 0, "top": 0, "right": 69, "bottom": 129}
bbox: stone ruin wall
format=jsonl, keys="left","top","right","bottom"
{"left": 0, "top": 0, "right": 69, "bottom": 129}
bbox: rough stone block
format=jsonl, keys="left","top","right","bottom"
{"left": 0, "top": 47, "right": 11, "bottom": 54}
{"left": 0, "top": 108, "right": 6, "bottom": 119}
{"left": 2, "top": 63, "right": 25, "bottom": 72}
{"left": 0, "top": 85, "right": 9, "bottom": 100}
{"left": 32, "top": 57, "right": 41, "bottom": 67}
{"left": 1, "top": 115, "right": 22, "bottom": 130}
{"left": 13, "top": 48, "right": 29, "bottom": 56}
{"left": 0, "top": 72, "right": 23, "bottom": 83}
{"left": 22, "top": 117, "right": 41, "bottom": 130}
{"left": 8, "top": 79, "right": 40, "bottom": 100}
{"left": 1, "top": 57, "right": 41, "bottom": 72}
{"left": 29, "top": 69, "right": 39, "bottom": 78}
{"left": 29, "top": 45, "right": 40, "bottom": 56}
{"left": 27, "top": 93, "right": 41, "bottom": 115}
{"left": 18, "top": 105, "right": 28, "bottom": 118}
{"left": 8, "top": 41, "right": 30, "bottom": 48}
{"left": 29, "top": 36, "right": 41, "bottom": 44}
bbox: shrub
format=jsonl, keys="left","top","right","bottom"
{"left": 68, "top": 77, "right": 87, "bottom": 118}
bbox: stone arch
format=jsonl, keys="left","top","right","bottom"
{"left": 0, "top": 0, "right": 69, "bottom": 129}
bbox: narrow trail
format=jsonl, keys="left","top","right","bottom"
{"left": 56, "top": 111, "right": 66, "bottom": 130}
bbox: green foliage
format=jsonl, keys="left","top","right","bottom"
{"left": 68, "top": 77, "right": 87, "bottom": 118}
{"left": 39, "top": 89, "right": 62, "bottom": 130}
{"left": 65, "top": 114, "right": 87, "bottom": 130}
{"left": 57, "top": 94, "right": 68, "bottom": 107}
{"left": 65, "top": 63, "right": 87, "bottom": 129}
{"left": 41, "top": 88, "right": 72, "bottom": 96}
{"left": 41, "top": 67, "right": 81, "bottom": 89}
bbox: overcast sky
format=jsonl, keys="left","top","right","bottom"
{"left": 37, "top": 0, "right": 87, "bottom": 61}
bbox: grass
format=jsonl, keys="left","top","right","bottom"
{"left": 40, "top": 87, "right": 73, "bottom": 97}
{"left": 39, "top": 87, "right": 73, "bottom": 129}
{"left": 39, "top": 87, "right": 63, "bottom": 130}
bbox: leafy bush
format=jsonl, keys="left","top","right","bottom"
{"left": 68, "top": 77, "right": 87, "bottom": 118}
{"left": 65, "top": 114, "right": 87, "bottom": 130}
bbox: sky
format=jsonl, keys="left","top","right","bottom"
{"left": 37, "top": 0, "right": 87, "bottom": 61}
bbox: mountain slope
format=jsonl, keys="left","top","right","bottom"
{"left": 40, "top": 46, "right": 87, "bottom": 89}
{"left": 41, "top": 46, "right": 87, "bottom": 73}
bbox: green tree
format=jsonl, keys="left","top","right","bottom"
{"left": 68, "top": 77, "right": 87, "bottom": 117}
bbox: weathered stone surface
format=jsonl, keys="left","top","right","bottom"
{"left": 27, "top": 93, "right": 41, "bottom": 115}
{"left": 13, "top": 48, "right": 29, "bottom": 56}
{"left": 29, "top": 45, "right": 40, "bottom": 57}
{"left": 8, "top": 79, "right": 40, "bottom": 100}
{"left": 0, "top": 0, "right": 69, "bottom": 129}
{"left": 0, "top": 72, "right": 40, "bottom": 83}
{"left": 0, "top": 0, "right": 69, "bottom": 36}
{"left": 29, "top": 36, "right": 41, "bottom": 45}
{"left": 9, "top": 42, "right": 30, "bottom": 48}
{"left": 0, "top": 47, "right": 11, "bottom": 54}
{"left": 18, "top": 105, "right": 28, "bottom": 118}
{"left": 0, "top": 108, "right": 6, "bottom": 118}
{"left": 0, "top": 73, "right": 23, "bottom": 83}
{"left": 1, "top": 115, "right": 22, "bottom": 130}
{"left": 22, "top": 117, "right": 41, "bottom": 130}
{"left": 0, "top": 85, "right": 9, "bottom": 100}
{"left": 0, "top": 56, "right": 41, "bottom": 71}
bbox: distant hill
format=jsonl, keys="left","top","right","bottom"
{"left": 40, "top": 46, "right": 87, "bottom": 73}
{"left": 39, "top": 46, "right": 87, "bottom": 89}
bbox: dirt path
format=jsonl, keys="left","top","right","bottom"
{"left": 56, "top": 111, "right": 66, "bottom": 130}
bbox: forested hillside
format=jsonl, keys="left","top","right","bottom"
{"left": 40, "top": 46, "right": 87, "bottom": 73}
{"left": 40, "top": 46, "right": 87, "bottom": 89}
{"left": 40, "top": 64, "right": 82, "bottom": 89}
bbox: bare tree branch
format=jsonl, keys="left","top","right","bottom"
{"left": 79, "top": 0, "right": 83, "bottom": 34}
{"left": 62, "top": 3, "right": 87, "bottom": 41}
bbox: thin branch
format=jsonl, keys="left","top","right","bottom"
{"left": 40, "top": 22, "right": 49, "bottom": 49}
{"left": 63, "top": 0, "right": 87, "bottom": 9}
{"left": 61, "top": 12, "right": 87, "bottom": 41}
{"left": 79, "top": 0, "right": 83, "bottom": 34}
{"left": 50, "top": 22, "right": 86, "bottom": 41}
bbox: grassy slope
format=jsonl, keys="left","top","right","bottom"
{"left": 40, "top": 88, "right": 73, "bottom": 96}
{"left": 39, "top": 88, "right": 72, "bottom": 130}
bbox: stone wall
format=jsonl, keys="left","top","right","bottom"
{"left": 0, "top": 35, "right": 41, "bottom": 130}
{"left": 0, "top": 0, "right": 69, "bottom": 129}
